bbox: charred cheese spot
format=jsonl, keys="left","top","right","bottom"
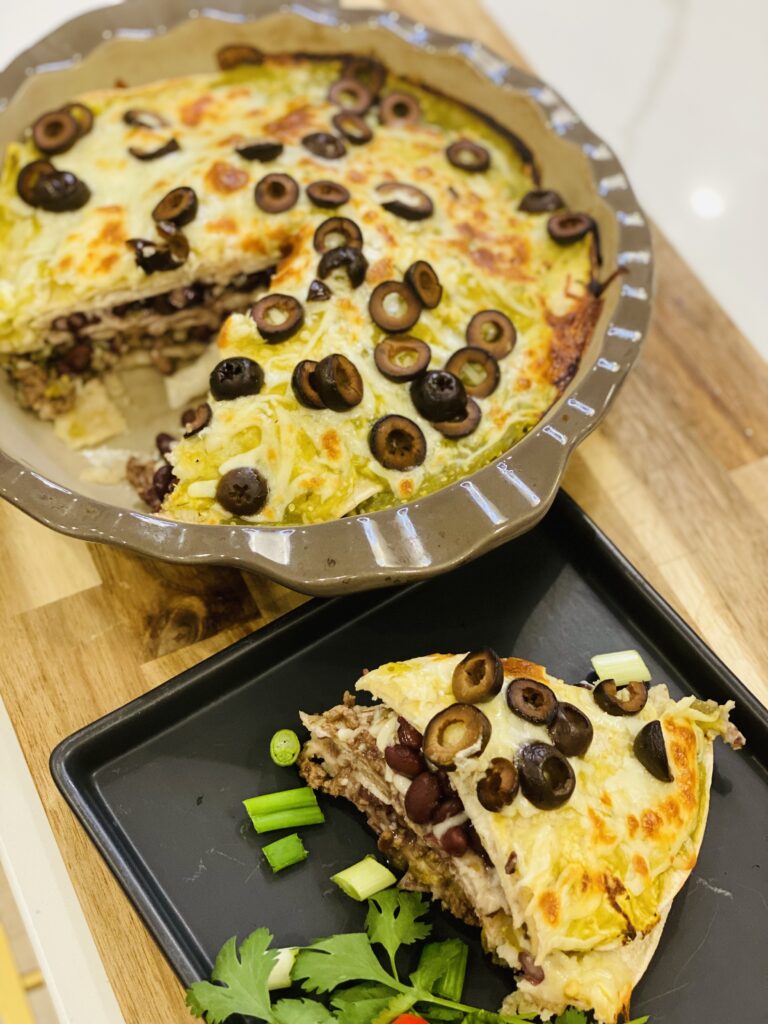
{"left": 632, "top": 854, "right": 649, "bottom": 878}
{"left": 206, "top": 161, "right": 249, "bottom": 193}
{"left": 626, "top": 814, "right": 640, "bottom": 838}
{"left": 97, "top": 219, "right": 126, "bottom": 245}
{"left": 321, "top": 429, "right": 341, "bottom": 461}
{"left": 641, "top": 809, "right": 663, "bottom": 840}
{"left": 206, "top": 217, "right": 239, "bottom": 234}
{"left": 588, "top": 807, "right": 617, "bottom": 845}
{"left": 599, "top": 791, "right": 613, "bottom": 810}
{"left": 538, "top": 891, "right": 560, "bottom": 926}
{"left": 263, "top": 103, "right": 314, "bottom": 141}
{"left": 181, "top": 94, "right": 214, "bottom": 126}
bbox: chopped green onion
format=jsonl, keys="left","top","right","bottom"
{"left": 591, "top": 649, "right": 651, "bottom": 686}
{"left": 331, "top": 855, "right": 397, "bottom": 901}
{"left": 244, "top": 786, "right": 324, "bottom": 834}
{"left": 249, "top": 805, "right": 325, "bottom": 834}
{"left": 267, "top": 947, "right": 298, "bottom": 990}
{"left": 270, "top": 728, "right": 301, "bottom": 767}
{"left": 262, "top": 833, "right": 308, "bottom": 873}
{"left": 244, "top": 786, "right": 318, "bottom": 818}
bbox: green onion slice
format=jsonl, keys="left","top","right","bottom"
{"left": 263, "top": 833, "right": 308, "bottom": 873}
{"left": 249, "top": 805, "right": 325, "bottom": 834}
{"left": 331, "top": 855, "right": 397, "bottom": 901}
{"left": 244, "top": 786, "right": 318, "bottom": 817}
{"left": 267, "top": 947, "right": 298, "bottom": 990}
{"left": 591, "top": 649, "right": 651, "bottom": 686}
{"left": 270, "top": 728, "right": 301, "bottom": 767}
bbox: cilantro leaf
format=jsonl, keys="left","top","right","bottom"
{"left": 272, "top": 998, "right": 337, "bottom": 1023}
{"left": 331, "top": 983, "right": 397, "bottom": 1024}
{"left": 461, "top": 1012, "right": 536, "bottom": 1024}
{"left": 554, "top": 1012, "right": 589, "bottom": 1024}
{"left": 365, "top": 889, "right": 431, "bottom": 976}
{"left": 185, "top": 929, "right": 276, "bottom": 1023}
{"left": 294, "top": 934, "right": 401, "bottom": 994}
{"left": 370, "top": 991, "right": 417, "bottom": 1023}
{"left": 410, "top": 939, "right": 467, "bottom": 1000}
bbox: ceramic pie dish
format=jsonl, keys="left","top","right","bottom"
{"left": 0, "top": 0, "right": 653, "bottom": 595}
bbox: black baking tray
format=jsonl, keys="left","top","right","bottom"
{"left": 51, "top": 491, "right": 768, "bottom": 1023}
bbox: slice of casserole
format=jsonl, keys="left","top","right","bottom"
{"left": 298, "top": 652, "right": 743, "bottom": 1023}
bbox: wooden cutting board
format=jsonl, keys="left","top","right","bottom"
{"left": 0, "top": 2, "right": 766, "bottom": 1021}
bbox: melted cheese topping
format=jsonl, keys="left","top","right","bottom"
{"left": 358, "top": 653, "right": 734, "bottom": 1021}
{"left": 0, "top": 57, "right": 599, "bottom": 524}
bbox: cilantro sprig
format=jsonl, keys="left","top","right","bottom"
{"left": 185, "top": 889, "right": 649, "bottom": 1024}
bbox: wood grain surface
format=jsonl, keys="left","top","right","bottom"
{"left": 1, "top": 2, "right": 766, "bottom": 1021}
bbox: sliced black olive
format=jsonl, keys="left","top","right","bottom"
{"left": 216, "top": 44, "right": 263, "bottom": 70}
{"left": 181, "top": 402, "right": 211, "bottom": 436}
{"left": 342, "top": 55, "right": 387, "bottom": 96}
{"left": 234, "top": 136, "right": 286, "bottom": 159}
{"left": 254, "top": 173, "right": 299, "bottom": 213}
{"left": 31, "top": 110, "right": 80, "bottom": 155}
{"left": 547, "top": 211, "right": 595, "bottom": 245}
{"left": 235, "top": 138, "right": 283, "bottom": 162}
{"left": 317, "top": 246, "right": 369, "bottom": 289}
{"left": 152, "top": 463, "right": 177, "bottom": 503}
{"left": 123, "top": 108, "right": 169, "bottom": 129}
{"left": 156, "top": 432, "right": 176, "bottom": 458}
{"left": 302, "top": 132, "right": 347, "bottom": 160}
{"left": 164, "top": 227, "right": 191, "bottom": 264}
{"left": 27, "top": 169, "right": 91, "bottom": 213}
{"left": 126, "top": 238, "right": 184, "bottom": 274}
{"left": 313, "top": 353, "right": 364, "bottom": 412}
{"left": 446, "top": 138, "right": 490, "bottom": 173}
{"left": 422, "top": 704, "right": 491, "bottom": 770}
{"left": 410, "top": 369, "right": 467, "bottom": 422}
{"left": 518, "top": 742, "right": 575, "bottom": 810}
{"left": 379, "top": 91, "right": 421, "bottom": 126}
{"left": 128, "top": 138, "right": 180, "bottom": 161}
{"left": 404, "top": 771, "right": 442, "bottom": 825}
{"left": 328, "top": 78, "right": 373, "bottom": 114}
{"left": 216, "top": 467, "right": 269, "bottom": 516}
{"left": 374, "top": 336, "right": 431, "bottom": 382}
{"left": 634, "top": 720, "right": 673, "bottom": 782}
{"left": 152, "top": 186, "right": 198, "bottom": 228}
{"left": 519, "top": 189, "right": 564, "bottom": 213}
{"left": 291, "top": 360, "right": 325, "bottom": 409}
{"left": 593, "top": 679, "right": 648, "bottom": 717}
{"left": 432, "top": 399, "right": 481, "bottom": 438}
{"left": 151, "top": 284, "right": 203, "bottom": 315}
{"left": 251, "top": 293, "right": 304, "bottom": 343}
{"left": 466, "top": 310, "right": 516, "bottom": 359}
{"left": 369, "top": 281, "right": 421, "bottom": 333}
{"left": 369, "top": 415, "right": 426, "bottom": 471}
{"left": 506, "top": 678, "right": 559, "bottom": 726}
{"left": 332, "top": 111, "right": 373, "bottom": 145}
{"left": 404, "top": 260, "right": 442, "bottom": 309}
{"left": 476, "top": 757, "right": 519, "bottom": 812}
{"left": 60, "top": 102, "right": 94, "bottom": 139}
{"left": 210, "top": 357, "right": 264, "bottom": 401}
{"left": 306, "top": 180, "right": 351, "bottom": 208}
{"left": 446, "top": 347, "right": 500, "bottom": 399}
{"left": 307, "top": 279, "right": 332, "bottom": 302}
{"left": 548, "top": 703, "right": 593, "bottom": 758}
{"left": 452, "top": 648, "right": 504, "bottom": 704}
{"left": 313, "top": 216, "right": 363, "bottom": 253}
{"left": 16, "top": 160, "right": 55, "bottom": 206}
{"left": 376, "top": 182, "right": 433, "bottom": 221}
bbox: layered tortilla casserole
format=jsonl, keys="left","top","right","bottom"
{"left": 0, "top": 49, "right": 609, "bottom": 524}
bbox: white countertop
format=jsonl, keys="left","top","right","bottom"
{"left": 485, "top": 0, "right": 768, "bottom": 357}
{"left": 0, "top": 3, "right": 764, "bottom": 1023}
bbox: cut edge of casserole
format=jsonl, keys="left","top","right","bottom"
{"left": 298, "top": 655, "right": 743, "bottom": 1023}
